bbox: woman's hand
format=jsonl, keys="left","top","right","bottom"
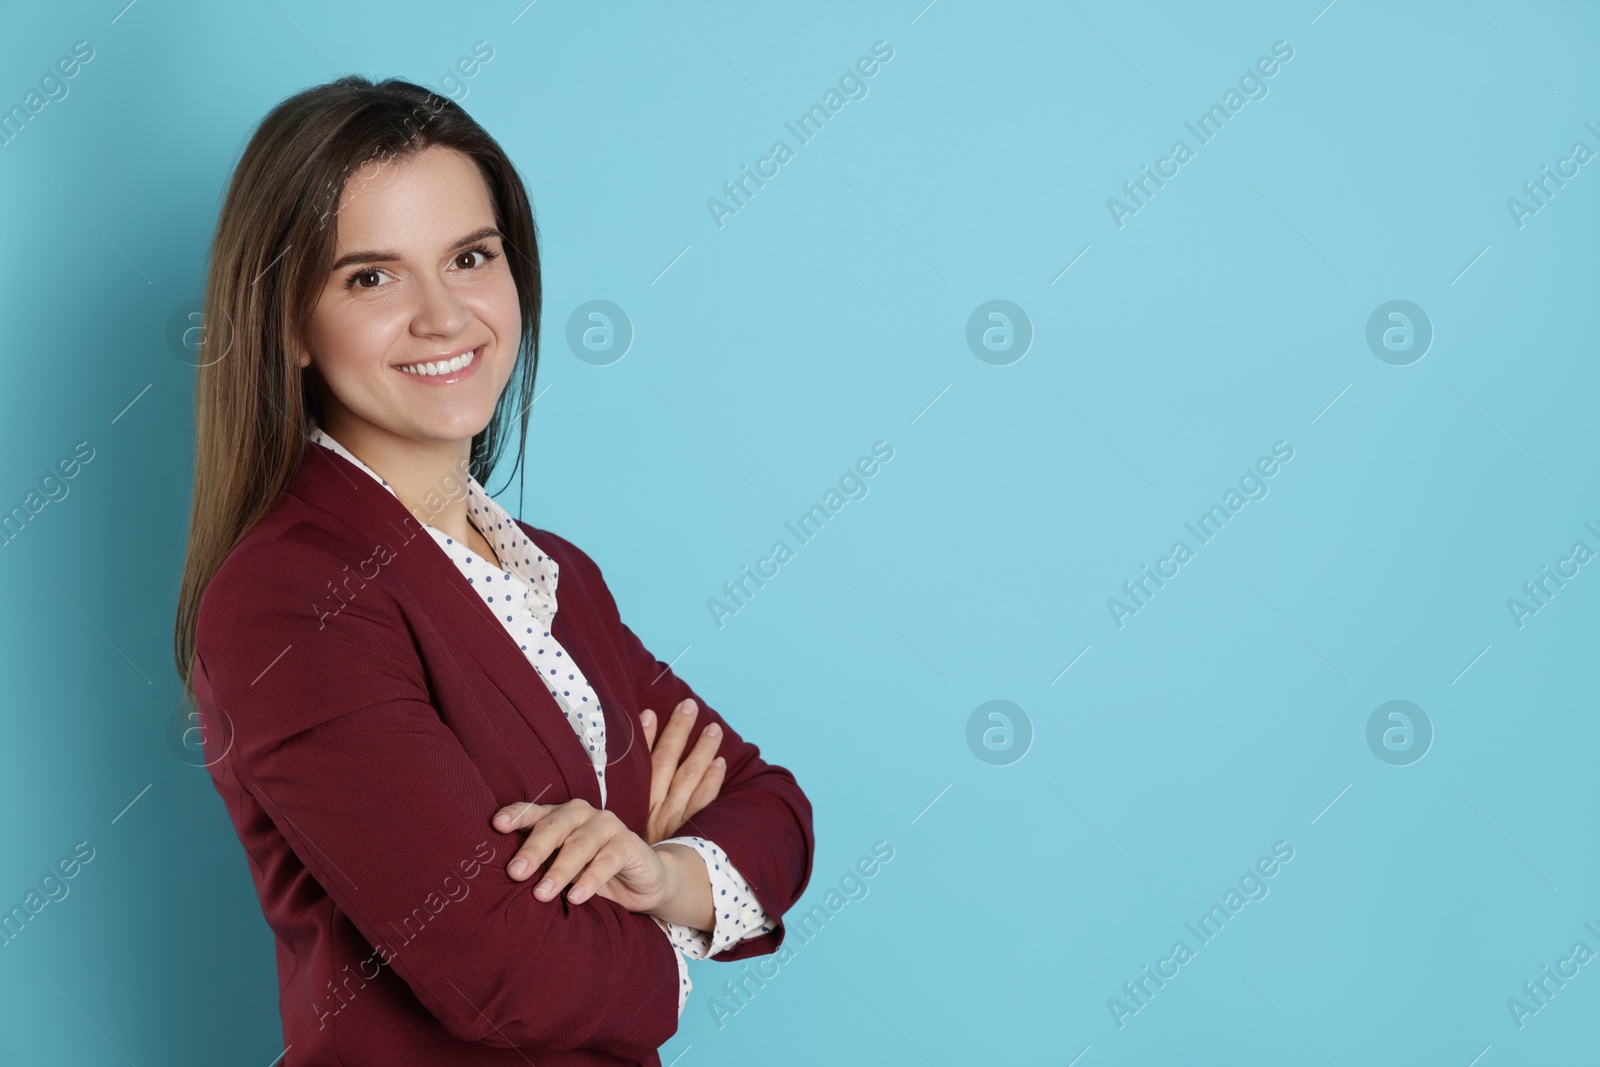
{"left": 639, "top": 698, "right": 726, "bottom": 845}
{"left": 493, "top": 799, "right": 673, "bottom": 913}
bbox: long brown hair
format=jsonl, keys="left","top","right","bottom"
{"left": 173, "top": 76, "right": 542, "bottom": 700}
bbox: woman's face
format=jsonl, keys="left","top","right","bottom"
{"left": 300, "top": 144, "right": 521, "bottom": 450}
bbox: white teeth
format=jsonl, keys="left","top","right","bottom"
{"left": 399, "top": 347, "right": 477, "bottom": 377}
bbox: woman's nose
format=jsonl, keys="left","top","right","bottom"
{"left": 410, "top": 274, "right": 469, "bottom": 336}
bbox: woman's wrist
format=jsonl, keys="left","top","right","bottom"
{"left": 648, "top": 842, "right": 715, "bottom": 931}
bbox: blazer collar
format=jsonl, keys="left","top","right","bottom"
{"left": 306, "top": 425, "right": 560, "bottom": 624}
{"left": 285, "top": 440, "right": 613, "bottom": 812}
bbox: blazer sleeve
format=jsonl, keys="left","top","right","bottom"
{"left": 534, "top": 528, "right": 816, "bottom": 961}
{"left": 193, "top": 532, "right": 681, "bottom": 1060}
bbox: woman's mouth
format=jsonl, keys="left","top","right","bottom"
{"left": 394, "top": 345, "right": 484, "bottom": 384}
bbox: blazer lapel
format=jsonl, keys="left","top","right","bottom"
{"left": 542, "top": 581, "right": 648, "bottom": 826}
{"left": 287, "top": 444, "right": 604, "bottom": 809}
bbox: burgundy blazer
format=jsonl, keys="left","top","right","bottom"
{"left": 192, "top": 443, "right": 815, "bottom": 1066}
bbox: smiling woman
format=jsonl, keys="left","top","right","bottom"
{"left": 171, "top": 77, "right": 814, "bottom": 1067}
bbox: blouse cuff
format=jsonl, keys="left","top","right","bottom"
{"left": 655, "top": 835, "right": 775, "bottom": 958}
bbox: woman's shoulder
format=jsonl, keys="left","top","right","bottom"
{"left": 199, "top": 492, "right": 383, "bottom": 626}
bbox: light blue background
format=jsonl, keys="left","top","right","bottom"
{"left": 1, "top": 1, "right": 1596, "bottom": 1063}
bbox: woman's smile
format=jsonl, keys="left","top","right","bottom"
{"left": 394, "top": 342, "right": 486, "bottom": 384}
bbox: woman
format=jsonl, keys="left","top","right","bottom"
{"left": 172, "top": 76, "right": 814, "bottom": 1066}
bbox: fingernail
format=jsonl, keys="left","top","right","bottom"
{"left": 494, "top": 812, "right": 512, "bottom": 824}
{"left": 642, "top": 710, "right": 654, "bottom": 724}
{"left": 510, "top": 859, "right": 527, "bottom": 875}
{"left": 569, "top": 885, "right": 587, "bottom": 902}
{"left": 536, "top": 878, "right": 554, "bottom": 896}
{"left": 678, "top": 702, "right": 694, "bottom": 715}
{"left": 706, "top": 723, "right": 721, "bottom": 737}
{"left": 713, "top": 756, "right": 725, "bottom": 767}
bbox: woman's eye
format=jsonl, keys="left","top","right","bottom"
{"left": 344, "top": 268, "right": 388, "bottom": 290}
{"left": 455, "top": 245, "right": 501, "bottom": 271}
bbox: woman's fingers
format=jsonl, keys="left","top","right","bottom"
{"left": 683, "top": 754, "right": 727, "bottom": 820}
{"left": 640, "top": 708, "right": 658, "bottom": 752}
{"left": 495, "top": 799, "right": 592, "bottom": 885}
{"left": 491, "top": 799, "right": 637, "bottom": 905}
{"left": 649, "top": 699, "right": 698, "bottom": 785}
{"left": 528, "top": 810, "right": 625, "bottom": 902}
{"left": 644, "top": 700, "right": 700, "bottom": 841}
{"left": 662, "top": 721, "right": 722, "bottom": 828}
{"left": 561, "top": 837, "right": 635, "bottom": 904}
{"left": 492, "top": 801, "right": 551, "bottom": 832}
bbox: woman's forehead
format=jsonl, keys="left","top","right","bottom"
{"left": 331, "top": 148, "right": 493, "bottom": 251}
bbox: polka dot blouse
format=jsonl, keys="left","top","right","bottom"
{"left": 310, "top": 426, "right": 773, "bottom": 1017}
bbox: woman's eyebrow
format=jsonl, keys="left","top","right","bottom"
{"left": 327, "top": 226, "right": 504, "bottom": 273}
